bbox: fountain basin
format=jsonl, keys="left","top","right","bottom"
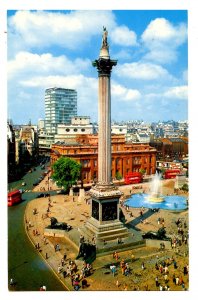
{"left": 124, "top": 193, "right": 187, "bottom": 211}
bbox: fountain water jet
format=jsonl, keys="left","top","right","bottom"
{"left": 147, "top": 172, "right": 164, "bottom": 203}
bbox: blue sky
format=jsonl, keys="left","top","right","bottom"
{"left": 7, "top": 10, "right": 188, "bottom": 124}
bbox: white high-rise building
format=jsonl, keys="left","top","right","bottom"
{"left": 45, "top": 87, "right": 77, "bottom": 135}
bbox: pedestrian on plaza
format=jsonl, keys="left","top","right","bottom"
{"left": 164, "top": 274, "right": 168, "bottom": 284}
{"left": 45, "top": 253, "right": 48, "bottom": 259}
{"left": 141, "top": 261, "right": 145, "bottom": 270}
{"left": 120, "top": 259, "right": 125, "bottom": 275}
{"left": 82, "top": 279, "right": 88, "bottom": 288}
{"left": 175, "top": 276, "right": 179, "bottom": 285}
{"left": 159, "top": 284, "right": 163, "bottom": 291}
{"left": 155, "top": 276, "right": 159, "bottom": 287}
{"left": 55, "top": 244, "right": 60, "bottom": 251}
{"left": 173, "top": 260, "right": 178, "bottom": 269}
{"left": 110, "top": 264, "right": 116, "bottom": 276}
{"left": 183, "top": 264, "right": 188, "bottom": 275}
{"left": 63, "top": 253, "right": 67, "bottom": 260}
{"left": 61, "top": 258, "right": 64, "bottom": 267}
{"left": 164, "top": 265, "right": 169, "bottom": 274}
{"left": 172, "top": 274, "right": 176, "bottom": 284}
{"left": 58, "top": 265, "right": 62, "bottom": 274}
{"left": 63, "top": 270, "right": 67, "bottom": 278}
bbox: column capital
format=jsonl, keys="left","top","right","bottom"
{"left": 92, "top": 58, "right": 117, "bottom": 77}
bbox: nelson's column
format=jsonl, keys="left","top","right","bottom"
{"left": 84, "top": 28, "right": 129, "bottom": 244}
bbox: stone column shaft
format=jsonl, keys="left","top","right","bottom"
{"left": 98, "top": 75, "right": 111, "bottom": 183}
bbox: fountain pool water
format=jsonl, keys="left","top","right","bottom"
{"left": 125, "top": 193, "right": 187, "bottom": 210}
{"left": 124, "top": 172, "right": 188, "bottom": 211}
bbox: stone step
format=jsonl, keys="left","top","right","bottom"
{"left": 96, "top": 228, "right": 128, "bottom": 239}
{"left": 96, "top": 240, "right": 146, "bottom": 255}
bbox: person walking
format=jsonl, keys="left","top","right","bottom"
{"left": 155, "top": 276, "right": 159, "bottom": 287}
{"left": 110, "top": 264, "right": 116, "bottom": 277}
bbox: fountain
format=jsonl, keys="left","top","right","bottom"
{"left": 124, "top": 172, "right": 188, "bottom": 211}
{"left": 147, "top": 172, "right": 164, "bottom": 203}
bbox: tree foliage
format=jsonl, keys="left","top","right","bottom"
{"left": 139, "top": 168, "right": 146, "bottom": 175}
{"left": 51, "top": 157, "right": 81, "bottom": 191}
{"left": 116, "top": 171, "right": 122, "bottom": 180}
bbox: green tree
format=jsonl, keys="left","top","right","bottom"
{"left": 51, "top": 157, "right": 81, "bottom": 191}
{"left": 116, "top": 171, "right": 122, "bottom": 180}
{"left": 139, "top": 168, "right": 146, "bottom": 176}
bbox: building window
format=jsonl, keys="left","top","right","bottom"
{"left": 66, "top": 128, "right": 70, "bottom": 132}
{"left": 81, "top": 128, "right": 85, "bottom": 132}
{"left": 74, "top": 128, "right": 78, "bottom": 132}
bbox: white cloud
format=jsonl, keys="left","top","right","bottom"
{"left": 8, "top": 10, "right": 116, "bottom": 56}
{"left": 115, "top": 61, "right": 173, "bottom": 81}
{"left": 164, "top": 85, "right": 188, "bottom": 100}
{"left": 112, "top": 83, "right": 141, "bottom": 101}
{"left": 110, "top": 25, "right": 138, "bottom": 46}
{"left": 19, "top": 74, "right": 96, "bottom": 90}
{"left": 8, "top": 51, "right": 90, "bottom": 79}
{"left": 141, "top": 18, "right": 187, "bottom": 64}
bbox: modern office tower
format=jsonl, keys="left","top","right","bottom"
{"left": 45, "top": 87, "right": 77, "bottom": 135}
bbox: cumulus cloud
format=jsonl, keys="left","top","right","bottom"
{"left": 110, "top": 25, "right": 138, "bottom": 46}
{"left": 141, "top": 18, "right": 187, "bottom": 64}
{"left": 115, "top": 61, "right": 174, "bottom": 81}
{"left": 112, "top": 83, "right": 141, "bottom": 101}
{"left": 164, "top": 85, "right": 188, "bottom": 100}
{"left": 8, "top": 10, "right": 116, "bottom": 56}
{"left": 8, "top": 51, "right": 90, "bottom": 79}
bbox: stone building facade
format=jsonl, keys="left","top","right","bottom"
{"left": 51, "top": 134, "right": 157, "bottom": 184}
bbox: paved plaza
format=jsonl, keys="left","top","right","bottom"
{"left": 24, "top": 176, "right": 189, "bottom": 291}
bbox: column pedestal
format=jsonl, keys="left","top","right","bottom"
{"left": 84, "top": 182, "right": 128, "bottom": 241}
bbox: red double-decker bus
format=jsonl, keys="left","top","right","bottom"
{"left": 8, "top": 190, "right": 22, "bottom": 206}
{"left": 164, "top": 169, "right": 180, "bottom": 179}
{"left": 124, "top": 172, "right": 143, "bottom": 185}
